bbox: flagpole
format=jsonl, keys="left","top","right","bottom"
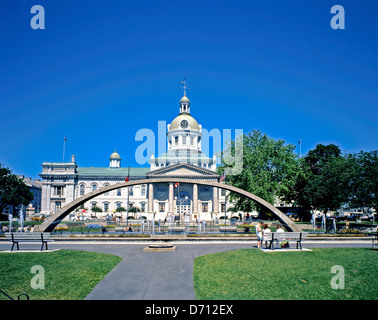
{"left": 224, "top": 173, "right": 227, "bottom": 229}
{"left": 63, "top": 137, "right": 66, "bottom": 162}
{"left": 126, "top": 166, "right": 130, "bottom": 226}
{"left": 299, "top": 140, "right": 302, "bottom": 158}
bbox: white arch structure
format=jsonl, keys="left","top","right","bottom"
{"left": 36, "top": 178, "right": 302, "bottom": 232}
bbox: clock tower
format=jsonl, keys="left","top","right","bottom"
{"left": 149, "top": 80, "right": 216, "bottom": 171}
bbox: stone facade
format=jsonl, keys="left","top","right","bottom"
{"left": 39, "top": 93, "right": 230, "bottom": 221}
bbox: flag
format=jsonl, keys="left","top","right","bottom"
{"left": 125, "top": 176, "right": 129, "bottom": 182}
{"left": 220, "top": 173, "right": 226, "bottom": 182}
{"left": 174, "top": 183, "right": 179, "bottom": 188}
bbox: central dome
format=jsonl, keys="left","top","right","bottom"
{"left": 169, "top": 114, "right": 200, "bottom": 131}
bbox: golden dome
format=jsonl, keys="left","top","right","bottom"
{"left": 109, "top": 150, "right": 121, "bottom": 160}
{"left": 169, "top": 114, "right": 200, "bottom": 131}
{"left": 180, "top": 95, "right": 190, "bottom": 104}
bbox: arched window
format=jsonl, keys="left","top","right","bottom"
{"left": 103, "top": 183, "right": 110, "bottom": 196}
{"left": 79, "top": 184, "right": 85, "bottom": 196}
{"left": 92, "top": 184, "right": 97, "bottom": 192}
{"left": 103, "top": 202, "right": 110, "bottom": 212}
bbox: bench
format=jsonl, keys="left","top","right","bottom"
{"left": 219, "top": 226, "right": 238, "bottom": 233}
{"left": 5, "top": 232, "right": 52, "bottom": 251}
{"left": 262, "top": 232, "right": 308, "bottom": 250}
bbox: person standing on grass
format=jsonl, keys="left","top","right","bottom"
{"left": 256, "top": 221, "right": 263, "bottom": 249}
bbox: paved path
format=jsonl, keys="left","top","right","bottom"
{"left": 0, "top": 239, "right": 373, "bottom": 300}
{"left": 61, "top": 242, "right": 254, "bottom": 300}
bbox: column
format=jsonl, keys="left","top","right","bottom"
{"left": 193, "top": 183, "right": 198, "bottom": 214}
{"left": 41, "top": 182, "right": 51, "bottom": 215}
{"left": 148, "top": 183, "right": 154, "bottom": 213}
{"left": 169, "top": 183, "right": 174, "bottom": 213}
{"left": 213, "top": 186, "right": 219, "bottom": 215}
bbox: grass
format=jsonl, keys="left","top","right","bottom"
{"left": 0, "top": 249, "right": 122, "bottom": 300}
{"left": 193, "top": 248, "right": 378, "bottom": 300}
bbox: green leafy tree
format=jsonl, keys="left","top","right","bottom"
{"left": 128, "top": 206, "right": 141, "bottom": 218}
{"left": 0, "top": 164, "right": 34, "bottom": 215}
{"left": 305, "top": 143, "right": 341, "bottom": 175}
{"left": 218, "top": 130, "right": 300, "bottom": 213}
{"left": 295, "top": 144, "right": 351, "bottom": 213}
{"left": 91, "top": 206, "right": 103, "bottom": 215}
{"left": 347, "top": 150, "right": 378, "bottom": 211}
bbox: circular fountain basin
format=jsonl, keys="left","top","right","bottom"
{"left": 143, "top": 244, "right": 176, "bottom": 252}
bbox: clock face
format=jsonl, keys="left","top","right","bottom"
{"left": 180, "top": 119, "right": 188, "bottom": 128}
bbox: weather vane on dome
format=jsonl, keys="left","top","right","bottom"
{"left": 180, "top": 78, "right": 189, "bottom": 96}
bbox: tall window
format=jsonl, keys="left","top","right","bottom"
{"left": 141, "top": 185, "right": 146, "bottom": 197}
{"left": 159, "top": 202, "right": 165, "bottom": 212}
{"left": 129, "top": 187, "right": 133, "bottom": 196}
{"left": 115, "top": 202, "right": 122, "bottom": 209}
{"left": 141, "top": 202, "right": 146, "bottom": 212}
{"left": 175, "top": 136, "right": 179, "bottom": 145}
{"left": 79, "top": 184, "right": 85, "bottom": 196}
{"left": 103, "top": 183, "right": 110, "bottom": 196}
{"left": 117, "top": 189, "right": 121, "bottom": 196}
{"left": 55, "top": 201, "right": 62, "bottom": 211}
{"left": 103, "top": 202, "right": 109, "bottom": 212}
{"left": 54, "top": 186, "right": 64, "bottom": 196}
{"left": 202, "top": 203, "right": 208, "bottom": 212}
{"left": 92, "top": 184, "right": 97, "bottom": 192}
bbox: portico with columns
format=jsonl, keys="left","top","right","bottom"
{"left": 146, "top": 163, "right": 221, "bottom": 221}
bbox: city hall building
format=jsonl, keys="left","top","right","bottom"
{"left": 40, "top": 91, "right": 229, "bottom": 221}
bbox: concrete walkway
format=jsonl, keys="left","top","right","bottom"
{"left": 50, "top": 242, "right": 254, "bottom": 300}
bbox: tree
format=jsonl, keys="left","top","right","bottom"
{"left": 218, "top": 130, "right": 300, "bottom": 213}
{"left": 0, "top": 164, "right": 34, "bottom": 215}
{"left": 91, "top": 206, "right": 103, "bottom": 218}
{"left": 295, "top": 144, "right": 351, "bottom": 214}
{"left": 305, "top": 143, "right": 341, "bottom": 175}
{"left": 347, "top": 150, "right": 378, "bottom": 211}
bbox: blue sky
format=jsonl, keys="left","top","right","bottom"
{"left": 1, "top": 0, "right": 377, "bottom": 179}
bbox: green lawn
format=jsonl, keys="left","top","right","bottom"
{"left": 0, "top": 249, "right": 122, "bottom": 300}
{"left": 193, "top": 248, "right": 378, "bottom": 300}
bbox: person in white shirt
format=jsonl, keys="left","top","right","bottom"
{"left": 275, "top": 224, "right": 286, "bottom": 248}
{"left": 263, "top": 223, "right": 272, "bottom": 249}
